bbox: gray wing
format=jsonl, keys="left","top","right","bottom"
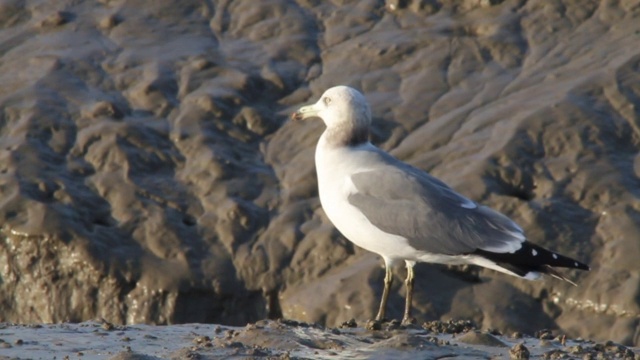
{"left": 348, "top": 161, "right": 525, "bottom": 255}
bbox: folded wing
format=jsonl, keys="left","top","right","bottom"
{"left": 347, "top": 160, "right": 526, "bottom": 256}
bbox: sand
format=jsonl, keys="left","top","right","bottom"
{"left": 1, "top": 0, "right": 640, "bottom": 350}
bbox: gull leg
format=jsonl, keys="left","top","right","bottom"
{"left": 375, "top": 260, "right": 393, "bottom": 322}
{"left": 402, "top": 260, "right": 416, "bottom": 325}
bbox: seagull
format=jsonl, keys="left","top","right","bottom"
{"left": 291, "top": 85, "right": 590, "bottom": 325}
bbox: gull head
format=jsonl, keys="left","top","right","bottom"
{"left": 291, "top": 86, "right": 371, "bottom": 132}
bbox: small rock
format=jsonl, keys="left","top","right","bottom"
{"left": 510, "top": 343, "right": 530, "bottom": 360}
{"left": 568, "top": 345, "right": 583, "bottom": 354}
{"left": 193, "top": 335, "right": 211, "bottom": 345}
{"left": 422, "top": 319, "right": 476, "bottom": 334}
{"left": 254, "top": 319, "right": 270, "bottom": 328}
{"left": 339, "top": 319, "right": 357, "bottom": 328}
{"left": 365, "top": 319, "right": 382, "bottom": 331}
{"left": 543, "top": 349, "right": 568, "bottom": 359}
{"left": 101, "top": 319, "right": 115, "bottom": 331}
{"left": 246, "top": 346, "right": 270, "bottom": 356}
{"left": 535, "top": 329, "right": 554, "bottom": 340}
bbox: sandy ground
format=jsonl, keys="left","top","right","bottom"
{"left": 1, "top": 0, "right": 640, "bottom": 348}
{"left": 0, "top": 320, "right": 638, "bottom": 360}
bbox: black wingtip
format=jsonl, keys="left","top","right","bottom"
{"left": 568, "top": 259, "right": 590, "bottom": 272}
{"left": 474, "top": 242, "right": 590, "bottom": 271}
{"left": 472, "top": 242, "right": 590, "bottom": 285}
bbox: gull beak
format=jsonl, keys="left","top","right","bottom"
{"left": 291, "top": 103, "right": 320, "bottom": 121}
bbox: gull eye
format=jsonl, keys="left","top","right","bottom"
{"left": 323, "top": 97, "right": 331, "bottom": 106}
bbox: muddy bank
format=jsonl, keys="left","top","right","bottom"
{"left": 1, "top": 0, "right": 640, "bottom": 346}
{"left": 0, "top": 320, "right": 638, "bottom": 359}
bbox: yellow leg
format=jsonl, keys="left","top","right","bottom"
{"left": 375, "top": 264, "right": 393, "bottom": 321}
{"left": 402, "top": 261, "right": 416, "bottom": 325}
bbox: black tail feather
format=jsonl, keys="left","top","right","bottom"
{"left": 472, "top": 241, "right": 590, "bottom": 283}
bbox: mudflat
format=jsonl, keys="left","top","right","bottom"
{"left": 1, "top": 0, "right": 639, "bottom": 348}
{"left": 0, "top": 319, "right": 638, "bottom": 359}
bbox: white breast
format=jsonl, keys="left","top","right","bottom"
{"left": 315, "top": 136, "right": 416, "bottom": 264}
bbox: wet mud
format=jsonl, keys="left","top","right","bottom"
{"left": 0, "top": 319, "right": 638, "bottom": 359}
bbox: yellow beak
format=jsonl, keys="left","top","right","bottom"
{"left": 291, "top": 103, "right": 320, "bottom": 121}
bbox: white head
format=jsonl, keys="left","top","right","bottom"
{"left": 292, "top": 86, "right": 371, "bottom": 146}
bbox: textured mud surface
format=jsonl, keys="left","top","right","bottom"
{"left": 0, "top": 320, "right": 638, "bottom": 359}
{"left": 1, "top": 0, "right": 640, "bottom": 347}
